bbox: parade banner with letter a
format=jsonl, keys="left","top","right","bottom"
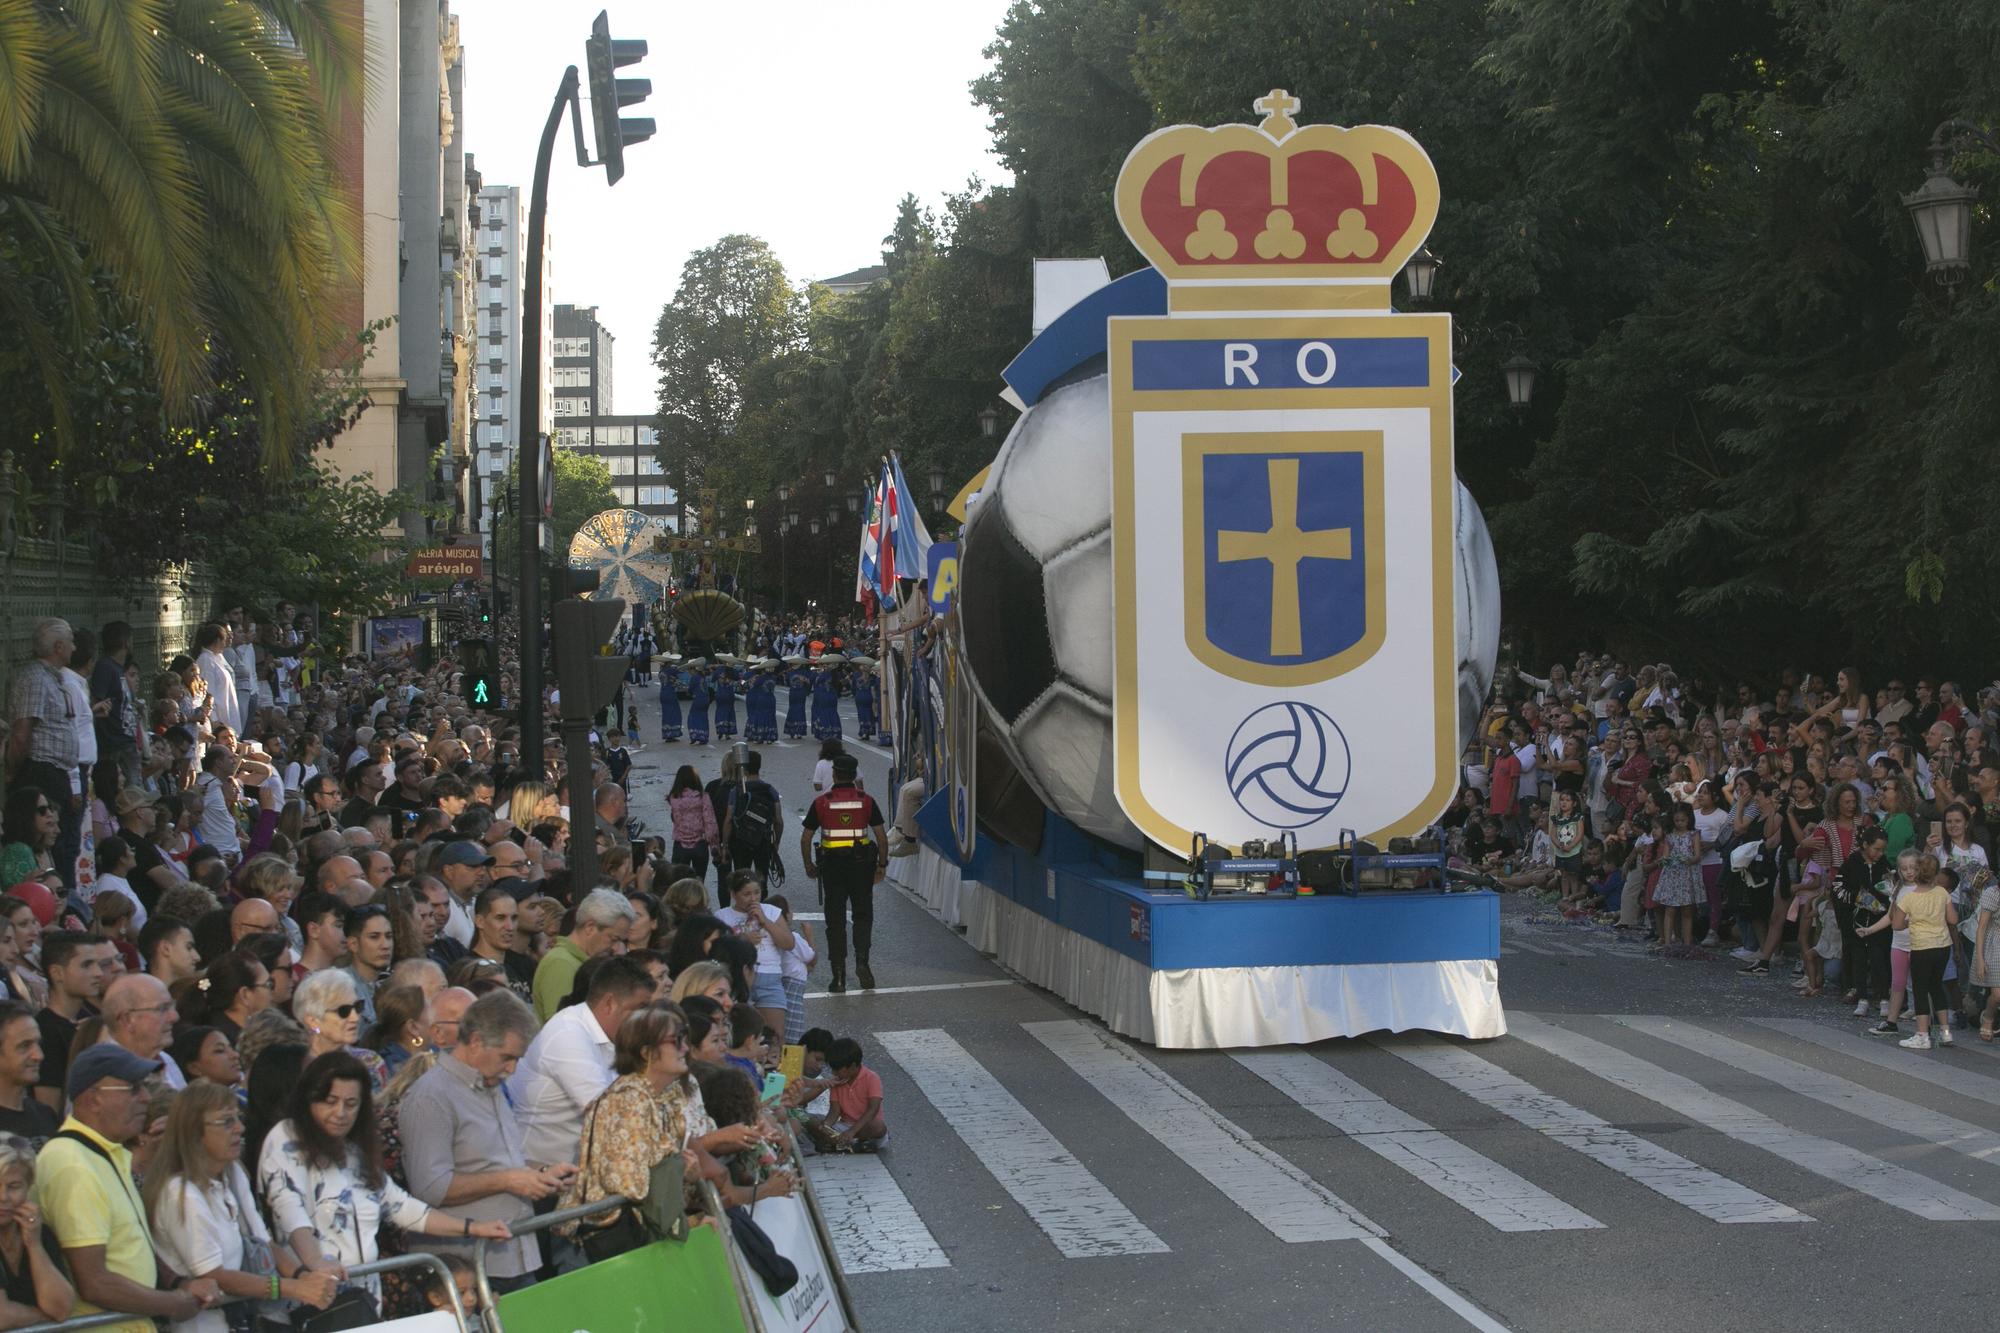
{"left": 1109, "top": 90, "right": 1457, "bottom": 853}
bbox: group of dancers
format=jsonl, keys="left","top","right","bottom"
{"left": 658, "top": 653, "right": 885, "bottom": 747}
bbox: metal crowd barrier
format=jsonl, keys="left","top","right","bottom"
{"left": 8, "top": 1250, "right": 473, "bottom": 1333}
{"left": 470, "top": 1124, "right": 862, "bottom": 1333}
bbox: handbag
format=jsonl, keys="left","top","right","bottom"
{"left": 292, "top": 1191, "right": 380, "bottom": 1333}
{"left": 293, "top": 1286, "right": 380, "bottom": 1333}
{"left": 727, "top": 1206, "right": 798, "bottom": 1297}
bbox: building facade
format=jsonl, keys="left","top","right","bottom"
{"left": 324, "top": 0, "right": 473, "bottom": 541}
{"left": 471, "top": 182, "right": 554, "bottom": 554}
{"left": 553, "top": 416, "right": 676, "bottom": 524}
{"left": 553, "top": 304, "right": 614, "bottom": 421}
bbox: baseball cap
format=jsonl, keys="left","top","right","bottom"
{"left": 67, "top": 1043, "right": 163, "bottom": 1099}
{"left": 439, "top": 840, "right": 495, "bottom": 868}
{"left": 831, "top": 754, "right": 859, "bottom": 779}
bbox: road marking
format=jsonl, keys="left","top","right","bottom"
{"left": 804, "top": 1151, "right": 950, "bottom": 1273}
{"left": 1233, "top": 1052, "right": 1602, "bottom": 1232}
{"left": 806, "top": 979, "right": 1017, "bottom": 1000}
{"left": 1508, "top": 1013, "right": 2000, "bottom": 1222}
{"left": 1615, "top": 1016, "right": 2000, "bottom": 1168}
{"left": 1026, "top": 1020, "right": 1381, "bottom": 1242}
{"left": 1380, "top": 1035, "right": 1807, "bottom": 1223}
{"left": 1359, "top": 1238, "right": 1514, "bottom": 1333}
{"left": 1752, "top": 1019, "right": 2000, "bottom": 1103}
{"left": 878, "top": 1029, "right": 1168, "bottom": 1258}
{"left": 793, "top": 912, "right": 825, "bottom": 921}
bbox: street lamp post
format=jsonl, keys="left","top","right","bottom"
{"left": 1502, "top": 354, "right": 1538, "bottom": 410}
{"left": 1402, "top": 244, "right": 1441, "bottom": 304}
{"left": 1904, "top": 119, "right": 1996, "bottom": 285}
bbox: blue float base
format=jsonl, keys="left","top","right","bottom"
{"left": 911, "top": 796, "right": 1505, "bottom": 1048}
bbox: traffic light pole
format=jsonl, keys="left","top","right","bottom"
{"left": 517, "top": 65, "right": 579, "bottom": 779}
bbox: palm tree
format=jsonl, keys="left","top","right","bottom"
{"left": 0, "top": 0, "right": 362, "bottom": 462}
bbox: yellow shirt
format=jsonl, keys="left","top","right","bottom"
{"left": 1902, "top": 885, "right": 1952, "bottom": 951}
{"left": 34, "top": 1118, "right": 157, "bottom": 1333}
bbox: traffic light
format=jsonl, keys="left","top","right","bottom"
{"left": 584, "top": 11, "right": 654, "bottom": 186}
{"left": 460, "top": 638, "right": 498, "bottom": 709}
{"left": 478, "top": 597, "right": 492, "bottom": 625}
{"left": 551, "top": 597, "right": 630, "bottom": 722}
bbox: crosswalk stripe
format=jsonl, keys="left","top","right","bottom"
{"left": 805, "top": 1152, "right": 951, "bottom": 1273}
{"left": 878, "top": 1029, "right": 1169, "bottom": 1258}
{"left": 1508, "top": 1013, "right": 2000, "bottom": 1222}
{"left": 1751, "top": 1019, "right": 2000, "bottom": 1104}
{"left": 1614, "top": 1017, "right": 2000, "bottom": 1168}
{"left": 1233, "top": 1052, "right": 1602, "bottom": 1232}
{"left": 1025, "top": 1019, "right": 1382, "bottom": 1242}
{"left": 1379, "top": 1034, "right": 1808, "bottom": 1223}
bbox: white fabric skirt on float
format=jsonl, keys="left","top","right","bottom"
{"left": 918, "top": 853, "right": 1507, "bottom": 1050}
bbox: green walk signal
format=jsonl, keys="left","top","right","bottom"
{"left": 461, "top": 638, "right": 497, "bottom": 710}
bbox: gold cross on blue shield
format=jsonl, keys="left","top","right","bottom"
{"left": 1181, "top": 431, "right": 1387, "bottom": 685}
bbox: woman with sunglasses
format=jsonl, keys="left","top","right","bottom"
{"left": 0, "top": 788, "right": 60, "bottom": 892}
{"left": 558, "top": 1004, "right": 704, "bottom": 1255}
{"left": 292, "top": 971, "right": 388, "bottom": 1097}
{"left": 144, "top": 1081, "right": 337, "bottom": 1331}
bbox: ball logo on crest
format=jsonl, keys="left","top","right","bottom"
{"left": 1223, "top": 700, "right": 1350, "bottom": 830}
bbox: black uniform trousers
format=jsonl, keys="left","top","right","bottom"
{"left": 820, "top": 852, "right": 876, "bottom": 968}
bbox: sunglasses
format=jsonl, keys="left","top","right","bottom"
{"left": 329, "top": 1003, "right": 361, "bottom": 1020}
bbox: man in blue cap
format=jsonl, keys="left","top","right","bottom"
{"left": 37, "top": 1045, "right": 223, "bottom": 1330}
{"left": 436, "top": 839, "right": 495, "bottom": 948}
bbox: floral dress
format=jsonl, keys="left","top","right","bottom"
{"left": 256, "top": 1119, "right": 432, "bottom": 1298}
{"left": 1652, "top": 830, "right": 1702, "bottom": 907}
{"left": 558, "top": 1074, "right": 694, "bottom": 1235}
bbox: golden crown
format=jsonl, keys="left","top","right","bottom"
{"left": 1114, "top": 90, "right": 1440, "bottom": 310}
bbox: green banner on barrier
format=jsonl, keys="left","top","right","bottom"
{"left": 494, "top": 1230, "right": 748, "bottom": 1333}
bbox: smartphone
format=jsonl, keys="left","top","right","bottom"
{"left": 761, "top": 1071, "right": 788, "bottom": 1104}
{"left": 631, "top": 839, "right": 647, "bottom": 866}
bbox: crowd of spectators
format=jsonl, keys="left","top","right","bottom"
{"left": 1460, "top": 656, "right": 2000, "bottom": 1047}
{"left": 0, "top": 608, "right": 876, "bottom": 1328}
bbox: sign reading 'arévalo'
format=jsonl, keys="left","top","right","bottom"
{"left": 406, "top": 546, "right": 484, "bottom": 579}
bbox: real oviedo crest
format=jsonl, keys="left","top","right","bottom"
{"left": 1109, "top": 90, "right": 1458, "bottom": 853}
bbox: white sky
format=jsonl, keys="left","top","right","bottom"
{"left": 458, "top": 0, "right": 1015, "bottom": 411}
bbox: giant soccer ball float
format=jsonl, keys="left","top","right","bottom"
{"left": 958, "top": 371, "right": 1501, "bottom": 851}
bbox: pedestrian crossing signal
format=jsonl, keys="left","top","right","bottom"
{"left": 460, "top": 638, "right": 497, "bottom": 710}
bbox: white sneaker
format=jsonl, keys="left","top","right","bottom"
{"left": 1854, "top": 1000, "right": 1871, "bottom": 1016}
{"left": 1879, "top": 1001, "right": 1890, "bottom": 1016}
{"left": 1701, "top": 932, "right": 1720, "bottom": 947}
{"left": 1899, "top": 1032, "right": 1932, "bottom": 1050}
{"left": 1731, "top": 947, "right": 1757, "bottom": 961}
{"left": 1939, "top": 1025, "right": 1954, "bottom": 1046}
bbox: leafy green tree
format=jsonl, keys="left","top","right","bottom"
{"left": 652, "top": 235, "right": 805, "bottom": 518}
{"left": 492, "top": 447, "right": 620, "bottom": 574}
{"left": 0, "top": 0, "right": 362, "bottom": 461}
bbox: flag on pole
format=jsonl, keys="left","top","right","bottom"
{"left": 883, "top": 453, "right": 934, "bottom": 598}
{"left": 855, "top": 462, "right": 888, "bottom": 603}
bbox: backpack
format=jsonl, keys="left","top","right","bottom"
{"left": 732, "top": 781, "right": 780, "bottom": 850}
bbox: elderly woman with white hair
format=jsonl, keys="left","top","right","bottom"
{"left": 293, "top": 968, "right": 389, "bottom": 1096}
{"left": 0, "top": 1133, "right": 74, "bottom": 1326}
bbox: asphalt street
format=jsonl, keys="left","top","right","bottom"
{"left": 623, "top": 680, "right": 2000, "bottom": 1332}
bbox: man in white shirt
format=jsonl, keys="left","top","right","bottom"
{"left": 222, "top": 606, "right": 260, "bottom": 716}
{"left": 192, "top": 622, "right": 241, "bottom": 737}
{"left": 509, "top": 956, "right": 654, "bottom": 1170}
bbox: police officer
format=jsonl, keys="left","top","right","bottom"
{"left": 800, "top": 753, "right": 887, "bottom": 991}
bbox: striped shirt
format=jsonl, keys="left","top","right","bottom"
{"left": 8, "top": 660, "right": 81, "bottom": 770}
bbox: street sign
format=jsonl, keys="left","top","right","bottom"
{"left": 1108, "top": 90, "right": 1455, "bottom": 852}
{"left": 406, "top": 545, "right": 484, "bottom": 579}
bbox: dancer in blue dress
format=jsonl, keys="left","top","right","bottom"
{"left": 658, "top": 665, "right": 683, "bottom": 742}
{"left": 686, "top": 660, "right": 711, "bottom": 745}
{"left": 784, "top": 660, "right": 810, "bottom": 738}
{"left": 851, "top": 665, "right": 880, "bottom": 743}
{"left": 713, "top": 665, "right": 739, "bottom": 739}
{"left": 746, "top": 663, "right": 779, "bottom": 742}
{"left": 811, "top": 660, "right": 844, "bottom": 740}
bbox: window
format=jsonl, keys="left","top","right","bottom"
{"left": 607, "top": 455, "right": 635, "bottom": 476}
{"left": 638, "top": 455, "right": 665, "bottom": 476}
{"left": 552, "top": 366, "right": 592, "bottom": 388}
{"left": 638, "top": 486, "right": 673, "bottom": 507}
